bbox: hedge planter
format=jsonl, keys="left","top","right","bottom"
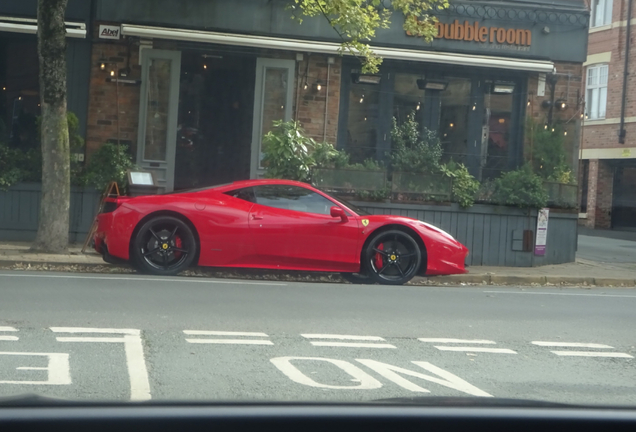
{"left": 544, "top": 181, "right": 577, "bottom": 209}
{"left": 313, "top": 168, "right": 387, "bottom": 192}
{"left": 0, "top": 183, "right": 102, "bottom": 243}
{"left": 391, "top": 172, "right": 452, "bottom": 201}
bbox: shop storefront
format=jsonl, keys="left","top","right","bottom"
{"left": 80, "top": 0, "right": 588, "bottom": 192}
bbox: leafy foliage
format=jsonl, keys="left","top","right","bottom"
{"left": 390, "top": 112, "right": 442, "bottom": 173}
{"left": 0, "top": 144, "right": 24, "bottom": 190}
{"left": 290, "top": 0, "right": 448, "bottom": 73}
{"left": 527, "top": 120, "right": 574, "bottom": 184}
{"left": 76, "top": 143, "right": 137, "bottom": 191}
{"left": 493, "top": 164, "right": 548, "bottom": 209}
{"left": 262, "top": 120, "right": 319, "bottom": 182}
{"left": 440, "top": 161, "right": 480, "bottom": 208}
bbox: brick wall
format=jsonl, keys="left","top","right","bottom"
{"left": 584, "top": 158, "right": 615, "bottom": 228}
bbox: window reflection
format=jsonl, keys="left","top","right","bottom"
{"left": 438, "top": 78, "right": 471, "bottom": 165}
{"left": 393, "top": 73, "right": 425, "bottom": 126}
{"left": 346, "top": 81, "right": 379, "bottom": 163}
{"left": 483, "top": 90, "right": 513, "bottom": 180}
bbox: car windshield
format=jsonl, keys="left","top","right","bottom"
{"left": 2, "top": 0, "right": 636, "bottom": 412}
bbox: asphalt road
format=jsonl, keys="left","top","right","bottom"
{"left": 1, "top": 271, "right": 635, "bottom": 406}
{"left": 577, "top": 234, "right": 636, "bottom": 265}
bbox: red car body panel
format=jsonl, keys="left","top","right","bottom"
{"left": 94, "top": 179, "right": 468, "bottom": 276}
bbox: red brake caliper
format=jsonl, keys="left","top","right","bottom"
{"left": 173, "top": 236, "right": 183, "bottom": 259}
{"left": 374, "top": 243, "right": 384, "bottom": 270}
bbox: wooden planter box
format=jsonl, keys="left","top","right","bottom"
{"left": 391, "top": 171, "right": 452, "bottom": 201}
{"left": 0, "top": 183, "right": 102, "bottom": 243}
{"left": 312, "top": 168, "right": 387, "bottom": 192}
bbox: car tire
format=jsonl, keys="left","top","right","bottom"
{"left": 131, "top": 215, "right": 197, "bottom": 276}
{"left": 364, "top": 229, "right": 421, "bottom": 285}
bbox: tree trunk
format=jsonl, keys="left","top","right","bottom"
{"left": 31, "top": 0, "right": 70, "bottom": 253}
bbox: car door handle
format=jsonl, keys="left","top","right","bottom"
{"left": 251, "top": 214, "right": 264, "bottom": 220}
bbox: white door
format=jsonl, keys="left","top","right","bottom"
{"left": 250, "top": 58, "right": 296, "bottom": 179}
{"left": 137, "top": 49, "right": 181, "bottom": 192}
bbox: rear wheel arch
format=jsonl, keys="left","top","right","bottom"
{"left": 361, "top": 224, "right": 428, "bottom": 274}
{"left": 129, "top": 210, "right": 201, "bottom": 265}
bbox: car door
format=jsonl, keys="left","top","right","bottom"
{"left": 248, "top": 185, "right": 361, "bottom": 272}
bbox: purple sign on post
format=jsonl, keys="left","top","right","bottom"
{"left": 534, "top": 208, "right": 549, "bottom": 256}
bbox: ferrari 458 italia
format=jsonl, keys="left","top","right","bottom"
{"left": 94, "top": 179, "right": 468, "bottom": 285}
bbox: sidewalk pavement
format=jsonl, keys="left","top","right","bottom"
{"left": 0, "top": 241, "right": 635, "bottom": 287}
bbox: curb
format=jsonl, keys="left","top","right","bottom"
{"left": 426, "top": 274, "right": 636, "bottom": 287}
{"left": 1, "top": 259, "right": 635, "bottom": 287}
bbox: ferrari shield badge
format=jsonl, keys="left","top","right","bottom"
{"left": 362, "top": 219, "right": 369, "bottom": 227}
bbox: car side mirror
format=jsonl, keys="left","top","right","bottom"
{"left": 330, "top": 206, "right": 348, "bottom": 222}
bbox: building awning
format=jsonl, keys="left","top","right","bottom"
{"left": 122, "top": 24, "right": 555, "bottom": 74}
{"left": 0, "top": 16, "right": 86, "bottom": 38}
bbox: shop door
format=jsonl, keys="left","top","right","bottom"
{"left": 612, "top": 165, "right": 636, "bottom": 229}
{"left": 250, "top": 58, "right": 296, "bottom": 179}
{"left": 137, "top": 49, "right": 182, "bottom": 192}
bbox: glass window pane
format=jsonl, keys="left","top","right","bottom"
{"left": 599, "top": 65, "right": 608, "bottom": 85}
{"left": 255, "top": 185, "right": 333, "bottom": 215}
{"left": 592, "top": 0, "right": 603, "bottom": 26}
{"left": 144, "top": 58, "right": 172, "bottom": 161}
{"left": 587, "top": 67, "right": 597, "bottom": 86}
{"left": 483, "top": 92, "right": 513, "bottom": 180}
{"left": 604, "top": 0, "right": 613, "bottom": 25}
{"left": 599, "top": 86, "right": 607, "bottom": 118}
{"left": 588, "top": 88, "right": 599, "bottom": 119}
{"left": 393, "top": 73, "right": 426, "bottom": 125}
{"left": 439, "top": 78, "right": 471, "bottom": 165}
{"left": 259, "top": 67, "right": 289, "bottom": 164}
{"left": 346, "top": 81, "right": 380, "bottom": 163}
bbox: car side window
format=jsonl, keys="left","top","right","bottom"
{"left": 225, "top": 187, "right": 256, "bottom": 203}
{"left": 254, "top": 185, "right": 334, "bottom": 215}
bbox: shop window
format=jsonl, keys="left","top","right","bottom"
{"left": 591, "top": 0, "right": 613, "bottom": 27}
{"left": 345, "top": 79, "right": 380, "bottom": 163}
{"left": 482, "top": 86, "right": 514, "bottom": 180}
{"left": 586, "top": 64, "right": 608, "bottom": 120}
{"left": 0, "top": 35, "right": 40, "bottom": 150}
{"left": 438, "top": 78, "right": 472, "bottom": 165}
{"left": 393, "top": 73, "right": 425, "bottom": 126}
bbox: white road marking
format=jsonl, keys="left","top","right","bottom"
{"left": 357, "top": 359, "right": 493, "bottom": 397}
{"left": 184, "top": 330, "right": 269, "bottom": 337}
{"left": 270, "top": 357, "right": 383, "bottom": 390}
{"left": 551, "top": 351, "right": 634, "bottom": 358}
{"left": 51, "top": 327, "right": 151, "bottom": 401}
{"left": 0, "top": 336, "right": 20, "bottom": 341}
{"left": 310, "top": 341, "right": 397, "bottom": 349}
{"left": 0, "top": 352, "right": 71, "bottom": 385}
{"left": 186, "top": 339, "right": 274, "bottom": 345}
{"left": 302, "top": 334, "right": 386, "bottom": 341}
{"left": 435, "top": 346, "right": 517, "bottom": 354}
{"left": 0, "top": 326, "right": 18, "bottom": 332}
{"left": 532, "top": 341, "right": 614, "bottom": 349}
{"left": 419, "top": 338, "right": 496, "bottom": 344}
{"left": 484, "top": 291, "right": 636, "bottom": 299}
{"left": 0, "top": 273, "right": 286, "bottom": 286}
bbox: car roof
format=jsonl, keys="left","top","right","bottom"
{"left": 210, "top": 179, "right": 314, "bottom": 192}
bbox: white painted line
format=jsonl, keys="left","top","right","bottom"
{"left": 186, "top": 339, "right": 274, "bottom": 345}
{"left": 51, "top": 327, "right": 139, "bottom": 335}
{"left": 52, "top": 327, "right": 151, "bottom": 401}
{"left": 0, "top": 336, "right": 19, "bottom": 341}
{"left": 301, "top": 334, "right": 386, "bottom": 341}
{"left": 483, "top": 291, "right": 636, "bottom": 299}
{"left": 532, "top": 341, "right": 614, "bottom": 349}
{"left": 0, "top": 326, "right": 18, "bottom": 332}
{"left": 0, "top": 352, "right": 71, "bottom": 385}
{"left": 419, "top": 338, "right": 496, "bottom": 344}
{"left": 0, "top": 273, "right": 286, "bottom": 286}
{"left": 310, "top": 341, "right": 397, "bottom": 349}
{"left": 551, "top": 351, "right": 634, "bottom": 358}
{"left": 184, "top": 330, "right": 269, "bottom": 337}
{"left": 435, "top": 346, "right": 517, "bottom": 354}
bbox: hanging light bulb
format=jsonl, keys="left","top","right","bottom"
{"left": 303, "top": 82, "right": 308, "bottom": 90}
{"left": 2, "top": 86, "right": 5, "bottom": 91}
{"left": 472, "top": 103, "right": 476, "bottom": 111}
{"left": 564, "top": 131, "right": 568, "bottom": 136}
{"left": 527, "top": 99, "right": 531, "bottom": 107}
{"left": 580, "top": 113, "right": 584, "bottom": 119}
{"left": 544, "top": 124, "right": 548, "bottom": 130}
{"left": 551, "top": 127, "right": 555, "bottom": 132}
{"left": 416, "top": 101, "right": 421, "bottom": 111}
{"left": 203, "top": 64, "right": 207, "bottom": 69}
{"left": 359, "top": 94, "right": 365, "bottom": 103}
{"left": 449, "top": 123, "right": 454, "bottom": 128}
{"left": 110, "top": 70, "right": 115, "bottom": 77}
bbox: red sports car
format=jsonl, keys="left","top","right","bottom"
{"left": 94, "top": 179, "right": 468, "bottom": 285}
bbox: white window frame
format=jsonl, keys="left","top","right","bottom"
{"left": 586, "top": 64, "right": 609, "bottom": 120}
{"left": 590, "top": 0, "right": 613, "bottom": 28}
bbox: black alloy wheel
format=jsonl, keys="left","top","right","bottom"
{"left": 364, "top": 230, "right": 422, "bottom": 285}
{"left": 132, "top": 216, "right": 197, "bottom": 276}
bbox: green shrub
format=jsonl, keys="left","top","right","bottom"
{"left": 390, "top": 112, "right": 442, "bottom": 173}
{"left": 261, "top": 120, "right": 317, "bottom": 182}
{"left": 77, "top": 142, "right": 137, "bottom": 190}
{"left": 493, "top": 164, "right": 548, "bottom": 209}
{"left": 0, "top": 144, "right": 25, "bottom": 190}
{"left": 440, "top": 161, "right": 480, "bottom": 208}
